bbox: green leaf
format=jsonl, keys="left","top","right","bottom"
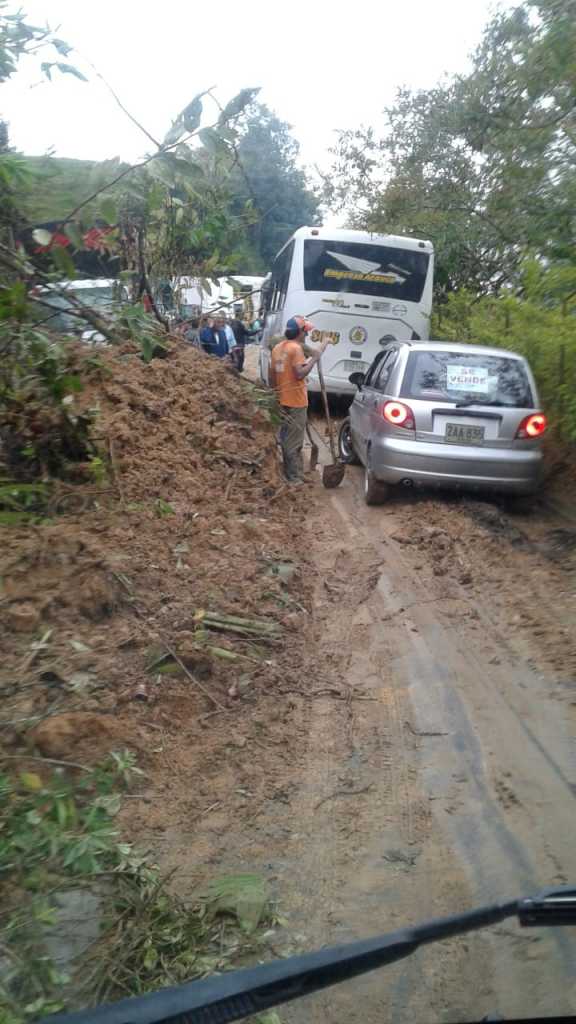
{"left": 199, "top": 873, "right": 268, "bottom": 933}
{"left": 20, "top": 772, "right": 43, "bottom": 792}
{"left": 32, "top": 228, "right": 53, "bottom": 246}
{"left": 40, "top": 61, "right": 52, "bottom": 81}
{"left": 148, "top": 154, "right": 177, "bottom": 187}
{"left": 218, "top": 87, "right": 260, "bottom": 124}
{"left": 172, "top": 158, "right": 205, "bottom": 185}
{"left": 52, "top": 38, "right": 72, "bottom": 56}
{"left": 181, "top": 94, "right": 204, "bottom": 132}
{"left": 199, "top": 127, "right": 229, "bottom": 157}
{"left": 217, "top": 125, "right": 238, "bottom": 144}
{"left": 164, "top": 93, "right": 204, "bottom": 145}
{"left": 64, "top": 223, "right": 83, "bottom": 249}
{"left": 100, "top": 197, "right": 117, "bottom": 225}
{"left": 56, "top": 62, "right": 88, "bottom": 82}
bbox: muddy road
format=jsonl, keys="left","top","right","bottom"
{"left": 129, "top": 353, "right": 576, "bottom": 1022}
{"left": 278, "top": 464, "right": 576, "bottom": 1022}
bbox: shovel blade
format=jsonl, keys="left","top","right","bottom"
{"left": 322, "top": 462, "right": 346, "bottom": 489}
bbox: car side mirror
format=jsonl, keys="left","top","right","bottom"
{"left": 349, "top": 371, "right": 365, "bottom": 389}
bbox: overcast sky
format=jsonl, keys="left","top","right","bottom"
{"left": 2, "top": 0, "right": 509, "bottom": 182}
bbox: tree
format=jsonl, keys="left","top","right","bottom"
{"left": 229, "top": 103, "right": 320, "bottom": 270}
{"left": 324, "top": 0, "right": 576, "bottom": 300}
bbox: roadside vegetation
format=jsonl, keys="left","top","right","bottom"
{"left": 1, "top": 753, "right": 279, "bottom": 1024}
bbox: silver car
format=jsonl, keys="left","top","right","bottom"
{"left": 339, "top": 341, "right": 547, "bottom": 505}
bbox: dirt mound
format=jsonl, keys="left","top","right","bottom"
{"left": 0, "top": 342, "right": 309, "bottom": 767}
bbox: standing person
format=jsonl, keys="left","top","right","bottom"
{"left": 222, "top": 316, "right": 237, "bottom": 355}
{"left": 230, "top": 312, "right": 258, "bottom": 372}
{"left": 200, "top": 315, "right": 234, "bottom": 359}
{"left": 269, "top": 316, "right": 328, "bottom": 484}
{"left": 183, "top": 317, "right": 201, "bottom": 349}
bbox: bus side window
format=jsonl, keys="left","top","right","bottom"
{"left": 270, "top": 241, "right": 294, "bottom": 313}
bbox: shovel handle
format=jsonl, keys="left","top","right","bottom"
{"left": 317, "top": 357, "right": 338, "bottom": 463}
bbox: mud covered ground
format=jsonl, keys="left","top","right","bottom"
{"left": 2, "top": 343, "right": 575, "bottom": 1022}
{"left": 122, "top": 349, "right": 576, "bottom": 1022}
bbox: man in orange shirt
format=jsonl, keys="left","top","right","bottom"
{"left": 269, "top": 316, "right": 328, "bottom": 483}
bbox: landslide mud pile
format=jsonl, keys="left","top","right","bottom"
{"left": 0, "top": 343, "right": 308, "bottom": 763}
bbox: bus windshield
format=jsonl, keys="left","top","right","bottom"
{"left": 303, "top": 240, "right": 430, "bottom": 302}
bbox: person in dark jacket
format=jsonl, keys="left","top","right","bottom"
{"left": 199, "top": 316, "right": 234, "bottom": 359}
{"left": 230, "top": 313, "right": 258, "bottom": 371}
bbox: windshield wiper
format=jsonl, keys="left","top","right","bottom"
{"left": 455, "top": 400, "right": 508, "bottom": 409}
{"left": 41, "top": 887, "right": 576, "bottom": 1024}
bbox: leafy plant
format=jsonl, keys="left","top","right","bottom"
{"left": 0, "top": 319, "right": 96, "bottom": 483}
{"left": 155, "top": 498, "right": 175, "bottom": 518}
{"left": 0, "top": 755, "right": 277, "bottom": 1022}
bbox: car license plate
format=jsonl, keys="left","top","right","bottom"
{"left": 445, "top": 423, "right": 485, "bottom": 445}
{"left": 344, "top": 360, "right": 368, "bottom": 372}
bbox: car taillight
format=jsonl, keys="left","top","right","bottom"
{"left": 516, "top": 413, "right": 547, "bottom": 439}
{"left": 382, "top": 401, "right": 415, "bottom": 430}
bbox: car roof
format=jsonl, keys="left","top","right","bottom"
{"left": 403, "top": 340, "right": 526, "bottom": 361}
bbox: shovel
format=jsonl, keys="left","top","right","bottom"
{"left": 305, "top": 423, "right": 319, "bottom": 471}
{"left": 318, "top": 357, "right": 346, "bottom": 489}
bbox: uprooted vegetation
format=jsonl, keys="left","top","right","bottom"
{"left": 0, "top": 332, "right": 309, "bottom": 1021}
{"left": 1, "top": 752, "right": 280, "bottom": 1022}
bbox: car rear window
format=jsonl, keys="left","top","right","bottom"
{"left": 400, "top": 350, "right": 534, "bottom": 407}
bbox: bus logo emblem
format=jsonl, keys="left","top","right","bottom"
{"left": 349, "top": 326, "right": 367, "bottom": 344}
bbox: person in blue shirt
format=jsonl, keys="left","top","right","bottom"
{"left": 199, "top": 315, "right": 235, "bottom": 359}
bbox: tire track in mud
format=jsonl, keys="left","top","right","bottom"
{"left": 283, "top": 490, "right": 495, "bottom": 1024}
{"left": 283, "top": 469, "right": 576, "bottom": 1023}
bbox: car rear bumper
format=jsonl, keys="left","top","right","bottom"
{"left": 371, "top": 437, "right": 543, "bottom": 494}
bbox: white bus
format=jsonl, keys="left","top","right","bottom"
{"left": 258, "top": 226, "right": 434, "bottom": 395}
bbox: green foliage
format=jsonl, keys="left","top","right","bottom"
{"left": 0, "top": 320, "right": 96, "bottom": 483}
{"left": 0, "top": 6, "right": 73, "bottom": 85}
{"left": 22, "top": 156, "right": 129, "bottom": 224}
{"left": 0, "top": 755, "right": 277, "bottom": 1021}
{"left": 0, "top": 480, "right": 51, "bottom": 525}
{"left": 219, "top": 88, "right": 261, "bottom": 125}
{"left": 0, "top": 752, "right": 140, "bottom": 1019}
{"left": 155, "top": 498, "right": 175, "bottom": 518}
{"left": 198, "top": 874, "right": 268, "bottom": 933}
{"left": 325, "top": 0, "right": 576, "bottom": 298}
{"left": 117, "top": 305, "right": 168, "bottom": 363}
{"left": 229, "top": 103, "right": 320, "bottom": 270}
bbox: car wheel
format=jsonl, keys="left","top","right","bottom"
{"left": 338, "top": 419, "right": 361, "bottom": 465}
{"left": 364, "top": 463, "right": 389, "bottom": 506}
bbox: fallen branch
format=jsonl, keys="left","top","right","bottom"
{"left": 0, "top": 754, "right": 92, "bottom": 772}
{"left": 155, "top": 636, "right": 227, "bottom": 712}
{"left": 404, "top": 721, "right": 448, "bottom": 737}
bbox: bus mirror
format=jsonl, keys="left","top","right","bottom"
{"left": 349, "top": 372, "right": 365, "bottom": 389}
